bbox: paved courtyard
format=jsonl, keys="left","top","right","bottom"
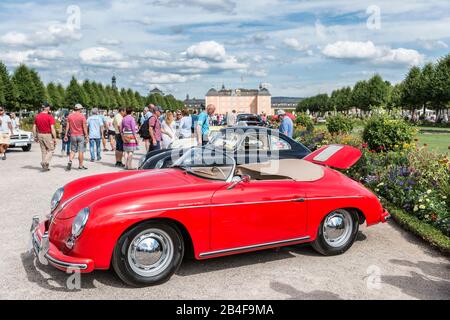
{"left": 0, "top": 141, "right": 449, "bottom": 300}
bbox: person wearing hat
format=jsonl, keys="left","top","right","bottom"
{"left": 32, "top": 102, "right": 57, "bottom": 171}
{"left": 148, "top": 105, "right": 163, "bottom": 152}
{"left": 65, "top": 103, "right": 88, "bottom": 170}
{"left": 277, "top": 109, "right": 293, "bottom": 138}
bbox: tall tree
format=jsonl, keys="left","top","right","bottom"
{"left": 366, "top": 74, "right": 391, "bottom": 109}
{"left": 0, "top": 62, "right": 16, "bottom": 110}
{"left": 65, "top": 76, "right": 86, "bottom": 108}
{"left": 47, "top": 82, "right": 63, "bottom": 109}
{"left": 432, "top": 54, "right": 450, "bottom": 115}
{"left": 29, "top": 69, "right": 46, "bottom": 109}
{"left": 12, "top": 64, "right": 35, "bottom": 111}
{"left": 402, "top": 66, "right": 422, "bottom": 114}
{"left": 351, "top": 80, "right": 370, "bottom": 112}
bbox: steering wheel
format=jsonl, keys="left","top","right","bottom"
{"left": 212, "top": 166, "right": 227, "bottom": 179}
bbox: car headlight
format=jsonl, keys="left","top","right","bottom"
{"left": 155, "top": 159, "right": 165, "bottom": 168}
{"left": 50, "top": 187, "right": 64, "bottom": 211}
{"left": 72, "top": 208, "right": 90, "bottom": 238}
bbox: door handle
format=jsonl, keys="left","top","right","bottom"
{"left": 294, "top": 198, "right": 305, "bottom": 202}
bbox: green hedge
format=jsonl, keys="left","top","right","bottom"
{"left": 383, "top": 201, "right": 450, "bottom": 255}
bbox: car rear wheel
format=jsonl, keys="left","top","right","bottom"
{"left": 311, "top": 209, "right": 359, "bottom": 256}
{"left": 112, "top": 222, "right": 184, "bottom": 286}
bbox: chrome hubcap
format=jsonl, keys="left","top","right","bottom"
{"left": 323, "top": 209, "right": 353, "bottom": 248}
{"left": 128, "top": 229, "right": 174, "bottom": 277}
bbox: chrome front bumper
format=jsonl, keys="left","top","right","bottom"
{"left": 30, "top": 216, "right": 89, "bottom": 271}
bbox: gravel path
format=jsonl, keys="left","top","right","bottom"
{"left": 0, "top": 141, "right": 449, "bottom": 300}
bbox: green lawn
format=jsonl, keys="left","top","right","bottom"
{"left": 416, "top": 133, "right": 450, "bottom": 155}
{"left": 313, "top": 124, "right": 449, "bottom": 155}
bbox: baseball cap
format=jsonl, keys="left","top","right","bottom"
{"left": 276, "top": 109, "right": 286, "bottom": 116}
{"left": 155, "top": 105, "right": 163, "bottom": 113}
{"left": 74, "top": 104, "right": 84, "bottom": 110}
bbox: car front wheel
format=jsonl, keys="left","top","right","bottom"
{"left": 112, "top": 222, "right": 184, "bottom": 286}
{"left": 311, "top": 209, "right": 359, "bottom": 256}
{"left": 22, "top": 145, "right": 32, "bottom": 152}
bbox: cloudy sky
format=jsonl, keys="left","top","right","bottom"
{"left": 0, "top": 0, "right": 449, "bottom": 99}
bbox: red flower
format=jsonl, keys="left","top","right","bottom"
{"left": 362, "top": 143, "right": 368, "bottom": 149}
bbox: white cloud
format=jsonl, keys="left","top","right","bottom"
{"left": 98, "top": 38, "right": 122, "bottom": 46}
{"left": 140, "top": 50, "right": 171, "bottom": 60}
{"left": 0, "top": 24, "right": 81, "bottom": 47}
{"left": 186, "top": 41, "right": 227, "bottom": 62}
{"left": 0, "top": 49, "right": 65, "bottom": 67}
{"left": 79, "top": 47, "right": 137, "bottom": 69}
{"left": 283, "top": 38, "right": 310, "bottom": 51}
{"left": 416, "top": 39, "right": 448, "bottom": 50}
{"left": 140, "top": 71, "right": 200, "bottom": 84}
{"left": 30, "top": 49, "right": 64, "bottom": 60}
{"left": 154, "top": 0, "right": 236, "bottom": 13}
{"left": 322, "top": 41, "right": 424, "bottom": 66}
{"left": 80, "top": 47, "right": 123, "bottom": 62}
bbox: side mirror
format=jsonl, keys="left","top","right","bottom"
{"left": 227, "top": 175, "right": 250, "bottom": 190}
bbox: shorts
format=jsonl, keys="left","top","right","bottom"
{"left": 70, "top": 135, "right": 86, "bottom": 153}
{"left": 115, "top": 134, "right": 124, "bottom": 152}
{"left": 108, "top": 130, "right": 115, "bottom": 137}
{"left": 0, "top": 133, "right": 10, "bottom": 145}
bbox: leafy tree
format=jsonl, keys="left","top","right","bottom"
{"left": 388, "top": 83, "right": 404, "bottom": 110}
{"left": 366, "top": 74, "right": 391, "bottom": 108}
{"left": 65, "top": 76, "right": 86, "bottom": 108}
{"left": 0, "top": 62, "right": 16, "bottom": 109}
{"left": 402, "top": 66, "right": 422, "bottom": 113}
{"left": 432, "top": 54, "right": 450, "bottom": 115}
{"left": 29, "top": 69, "right": 46, "bottom": 109}
{"left": 47, "top": 82, "right": 64, "bottom": 109}
{"left": 12, "top": 64, "right": 35, "bottom": 110}
{"left": 351, "top": 80, "right": 370, "bottom": 111}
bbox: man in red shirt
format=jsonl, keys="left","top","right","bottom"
{"left": 65, "top": 104, "right": 88, "bottom": 171}
{"left": 33, "top": 102, "right": 56, "bottom": 171}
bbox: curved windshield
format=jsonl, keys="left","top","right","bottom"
{"left": 208, "top": 131, "right": 241, "bottom": 151}
{"left": 172, "top": 147, "right": 236, "bottom": 182}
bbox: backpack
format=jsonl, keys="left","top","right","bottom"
{"left": 138, "top": 117, "right": 150, "bottom": 139}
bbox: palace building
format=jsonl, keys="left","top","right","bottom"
{"left": 205, "top": 84, "right": 272, "bottom": 115}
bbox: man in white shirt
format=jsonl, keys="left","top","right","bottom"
{"left": 0, "top": 106, "right": 14, "bottom": 160}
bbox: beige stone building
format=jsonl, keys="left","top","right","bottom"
{"left": 205, "top": 84, "right": 272, "bottom": 115}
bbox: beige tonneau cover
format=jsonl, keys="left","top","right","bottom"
{"left": 238, "top": 159, "right": 324, "bottom": 182}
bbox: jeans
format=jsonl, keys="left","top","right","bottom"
{"left": 61, "top": 138, "right": 71, "bottom": 155}
{"left": 89, "top": 138, "right": 101, "bottom": 160}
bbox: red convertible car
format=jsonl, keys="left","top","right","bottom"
{"left": 30, "top": 145, "right": 390, "bottom": 286}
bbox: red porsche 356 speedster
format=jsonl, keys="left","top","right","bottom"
{"left": 30, "top": 145, "right": 390, "bottom": 286}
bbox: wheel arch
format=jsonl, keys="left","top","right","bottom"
{"left": 344, "top": 207, "right": 366, "bottom": 225}
{"left": 115, "top": 217, "right": 195, "bottom": 259}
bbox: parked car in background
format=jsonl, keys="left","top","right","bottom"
{"left": 236, "top": 114, "right": 265, "bottom": 126}
{"left": 9, "top": 130, "right": 33, "bottom": 152}
{"left": 139, "top": 126, "right": 311, "bottom": 169}
{"left": 30, "top": 144, "right": 390, "bottom": 286}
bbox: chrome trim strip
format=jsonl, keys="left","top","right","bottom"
{"left": 31, "top": 229, "right": 88, "bottom": 270}
{"left": 58, "top": 186, "right": 101, "bottom": 211}
{"left": 117, "top": 198, "right": 304, "bottom": 216}
{"left": 199, "top": 236, "right": 311, "bottom": 257}
{"left": 306, "top": 196, "right": 363, "bottom": 201}
{"left": 117, "top": 195, "right": 363, "bottom": 216}
{"left": 45, "top": 254, "right": 88, "bottom": 270}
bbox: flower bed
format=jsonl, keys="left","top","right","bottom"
{"left": 296, "top": 127, "right": 450, "bottom": 251}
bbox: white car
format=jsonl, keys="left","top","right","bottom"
{"left": 9, "top": 130, "right": 33, "bottom": 152}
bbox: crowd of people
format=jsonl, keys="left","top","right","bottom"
{"left": 0, "top": 101, "right": 293, "bottom": 172}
